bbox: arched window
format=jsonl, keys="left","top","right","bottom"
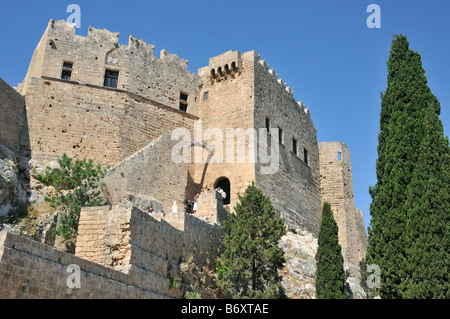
{"left": 215, "top": 177, "right": 231, "bottom": 205}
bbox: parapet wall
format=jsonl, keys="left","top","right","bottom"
{"left": 75, "top": 202, "right": 224, "bottom": 298}
{"left": 103, "top": 133, "right": 190, "bottom": 212}
{"left": 0, "top": 230, "right": 169, "bottom": 298}
{"left": 0, "top": 198, "right": 225, "bottom": 299}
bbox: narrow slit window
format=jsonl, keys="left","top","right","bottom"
{"left": 104, "top": 70, "right": 119, "bottom": 88}
{"left": 292, "top": 138, "right": 298, "bottom": 156}
{"left": 304, "top": 148, "right": 309, "bottom": 165}
{"left": 265, "top": 117, "right": 270, "bottom": 133}
{"left": 61, "top": 62, "right": 73, "bottom": 80}
{"left": 278, "top": 127, "right": 283, "bottom": 144}
{"left": 338, "top": 152, "right": 342, "bottom": 161}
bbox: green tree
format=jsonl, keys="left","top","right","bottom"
{"left": 216, "top": 182, "right": 286, "bottom": 299}
{"left": 315, "top": 202, "right": 347, "bottom": 299}
{"left": 38, "top": 154, "right": 108, "bottom": 241}
{"left": 367, "top": 34, "right": 450, "bottom": 298}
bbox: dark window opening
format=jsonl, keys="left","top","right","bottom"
{"left": 180, "top": 92, "right": 189, "bottom": 112}
{"left": 265, "top": 117, "right": 270, "bottom": 133}
{"left": 278, "top": 127, "right": 283, "bottom": 144}
{"left": 61, "top": 70, "right": 72, "bottom": 80}
{"left": 203, "top": 91, "right": 209, "bottom": 101}
{"left": 179, "top": 103, "right": 188, "bottom": 112}
{"left": 61, "top": 62, "right": 73, "bottom": 80}
{"left": 304, "top": 148, "right": 309, "bottom": 165}
{"left": 215, "top": 177, "right": 231, "bottom": 205}
{"left": 180, "top": 93, "right": 188, "bottom": 102}
{"left": 292, "top": 138, "right": 298, "bottom": 156}
{"left": 104, "top": 70, "right": 119, "bottom": 88}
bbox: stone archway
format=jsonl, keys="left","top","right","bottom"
{"left": 214, "top": 177, "right": 230, "bottom": 205}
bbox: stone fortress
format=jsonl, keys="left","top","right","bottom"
{"left": 0, "top": 20, "right": 367, "bottom": 298}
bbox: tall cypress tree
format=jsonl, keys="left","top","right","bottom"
{"left": 367, "top": 34, "right": 450, "bottom": 298}
{"left": 315, "top": 202, "right": 347, "bottom": 299}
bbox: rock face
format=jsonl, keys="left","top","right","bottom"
{"left": 279, "top": 231, "right": 318, "bottom": 299}
{"left": 0, "top": 145, "right": 28, "bottom": 217}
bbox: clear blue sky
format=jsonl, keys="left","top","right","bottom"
{"left": 1, "top": 0, "right": 449, "bottom": 233}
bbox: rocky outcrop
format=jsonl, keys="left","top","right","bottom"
{"left": 0, "top": 144, "right": 29, "bottom": 218}
{"left": 279, "top": 231, "right": 318, "bottom": 299}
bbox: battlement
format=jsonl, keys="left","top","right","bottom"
{"left": 198, "top": 50, "right": 242, "bottom": 81}
{"left": 45, "top": 20, "right": 192, "bottom": 69}
{"left": 255, "top": 54, "right": 311, "bottom": 117}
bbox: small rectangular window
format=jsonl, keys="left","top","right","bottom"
{"left": 266, "top": 117, "right": 270, "bottom": 133}
{"left": 292, "top": 138, "right": 298, "bottom": 156}
{"left": 304, "top": 148, "right": 309, "bottom": 165}
{"left": 203, "top": 91, "right": 209, "bottom": 101}
{"left": 180, "top": 92, "right": 189, "bottom": 112}
{"left": 61, "top": 62, "right": 73, "bottom": 80}
{"left": 338, "top": 152, "right": 342, "bottom": 161}
{"left": 104, "top": 70, "right": 119, "bottom": 88}
{"left": 179, "top": 103, "right": 188, "bottom": 112}
{"left": 180, "top": 93, "right": 189, "bottom": 102}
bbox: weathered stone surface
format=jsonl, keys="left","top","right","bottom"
{"left": 0, "top": 155, "right": 27, "bottom": 217}
{"left": 102, "top": 133, "right": 189, "bottom": 212}
{"left": 0, "top": 78, "right": 30, "bottom": 218}
{"left": 346, "top": 277, "right": 367, "bottom": 299}
{"left": 279, "top": 231, "right": 318, "bottom": 299}
{"left": 319, "top": 142, "right": 367, "bottom": 279}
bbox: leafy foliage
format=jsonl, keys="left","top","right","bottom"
{"left": 37, "top": 154, "right": 108, "bottom": 241}
{"left": 315, "top": 202, "right": 347, "bottom": 299}
{"left": 217, "top": 182, "right": 286, "bottom": 299}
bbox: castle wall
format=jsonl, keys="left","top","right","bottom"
{"left": 20, "top": 19, "right": 200, "bottom": 167}
{"left": 318, "top": 142, "right": 365, "bottom": 277}
{"left": 188, "top": 50, "right": 257, "bottom": 207}
{"left": 24, "top": 77, "right": 197, "bottom": 166}
{"left": 0, "top": 78, "right": 30, "bottom": 217}
{"left": 0, "top": 230, "right": 169, "bottom": 298}
{"left": 0, "top": 78, "right": 28, "bottom": 154}
{"left": 355, "top": 208, "right": 368, "bottom": 261}
{"left": 102, "top": 133, "right": 190, "bottom": 212}
{"left": 75, "top": 203, "right": 224, "bottom": 298}
{"left": 253, "top": 57, "right": 322, "bottom": 236}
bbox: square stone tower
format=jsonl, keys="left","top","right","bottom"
{"left": 190, "top": 50, "right": 322, "bottom": 235}
{"left": 319, "top": 142, "right": 367, "bottom": 277}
